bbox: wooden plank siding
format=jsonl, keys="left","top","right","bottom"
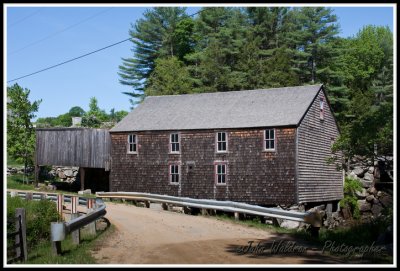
{"left": 35, "top": 128, "right": 111, "bottom": 169}
{"left": 110, "top": 127, "right": 297, "bottom": 206}
{"left": 297, "top": 89, "right": 344, "bottom": 203}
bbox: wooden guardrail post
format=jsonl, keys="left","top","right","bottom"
{"left": 15, "top": 208, "right": 28, "bottom": 262}
{"left": 85, "top": 209, "right": 97, "bottom": 236}
{"left": 71, "top": 196, "right": 80, "bottom": 245}
{"left": 25, "top": 192, "right": 33, "bottom": 201}
{"left": 85, "top": 198, "right": 97, "bottom": 236}
{"left": 234, "top": 212, "right": 240, "bottom": 221}
{"left": 304, "top": 210, "right": 323, "bottom": 237}
{"left": 57, "top": 194, "right": 64, "bottom": 220}
{"left": 70, "top": 213, "right": 80, "bottom": 245}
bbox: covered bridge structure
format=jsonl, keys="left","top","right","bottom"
{"left": 35, "top": 128, "right": 111, "bottom": 192}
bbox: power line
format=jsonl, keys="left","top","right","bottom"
{"left": 7, "top": 8, "right": 208, "bottom": 84}
{"left": 7, "top": 38, "right": 131, "bottom": 83}
{"left": 9, "top": 8, "right": 113, "bottom": 55}
{"left": 9, "top": 8, "right": 42, "bottom": 28}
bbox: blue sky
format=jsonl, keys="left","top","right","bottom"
{"left": 5, "top": 5, "right": 394, "bottom": 121}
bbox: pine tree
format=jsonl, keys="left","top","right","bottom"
{"left": 290, "top": 7, "right": 339, "bottom": 84}
{"left": 118, "top": 7, "right": 188, "bottom": 105}
{"left": 186, "top": 7, "right": 247, "bottom": 92}
{"left": 146, "top": 57, "right": 194, "bottom": 96}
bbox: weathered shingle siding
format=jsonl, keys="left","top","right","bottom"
{"left": 110, "top": 128, "right": 297, "bottom": 205}
{"left": 36, "top": 128, "right": 111, "bottom": 169}
{"left": 297, "top": 89, "right": 343, "bottom": 203}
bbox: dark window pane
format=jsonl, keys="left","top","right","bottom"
{"left": 133, "top": 144, "right": 136, "bottom": 152}
{"left": 221, "top": 165, "right": 225, "bottom": 174}
{"left": 176, "top": 143, "right": 180, "bottom": 152}
{"left": 221, "top": 132, "right": 226, "bottom": 141}
{"left": 270, "top": 129, "right": 274, "bottom": 139}
{"left": 271, "top": 141, "right": 274, "bottom": 149}
{"left": 222, "top": 142, "right": 226, "bottom": 151}
{"left": 221, "top": 175, "right": 225, "bottom": 183}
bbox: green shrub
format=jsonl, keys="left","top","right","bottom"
{"left": 340, "top": 177, "right": 363, "bottom": 219}
{"left": 7, "top": 195, "right": 60, "bottom": 249}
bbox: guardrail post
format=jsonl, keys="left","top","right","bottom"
{"left": 25, "top": 192, "right": 33, "bottom": 201}
{"left": 305, "top": 211, "right": 322, "bottom": 238}
{"left": 85, "top": 209, "right": 97, "bottom": 236}
{"left": 10, "top": 191, "right": 18, "bottom": 197}
{"left": 15, "top": 208, "right": 27, "bottom": 262}
{"left": 161, "top": 203, "right": 168, "bottom": 211}
{"left": 40, "top": 193, "right": 47, "bottom": 200}
{"left": 51, "top": 222, "right": 65, "bottom": 255}
{"left": 70, "top": 213, "right": 80, "bottom": 245}
{"left": 57, "top": 194, "right": 64, "bottom": 220}
{"left": 71, "top": 196, "right": 80, "bottom": 244}
{"left": 71, "top": 196, "right": 78, "bottom": 214}
{"left": 145, "top": 201, "right": 150, "bottom": 208}
{"left": 201, "top": 209, "right": 208, "bottom": 216}
{"left": 87, "top": 198, "right": 94, "bottom": 209}
{"left": 234, "top": 212, "right": 240, "bottom": 221}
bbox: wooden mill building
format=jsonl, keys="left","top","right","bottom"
{"left": 35, "top": 84, "right": 343, "bottom": 206}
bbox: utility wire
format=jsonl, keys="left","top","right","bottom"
{"left": 9, "top": 8, "right": 42, "bottom": 28}
{"left": 7, "top": 7, "right": 208, "bottom": 84}
{"left": 7, "top": 38, "right": 131, "bottom": 83}
{"left": 9, "top": 8, "right": 113, "bottom": 55}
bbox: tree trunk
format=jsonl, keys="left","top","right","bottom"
{"left": 24, "top": 157, "right": 27, "bottom": 185}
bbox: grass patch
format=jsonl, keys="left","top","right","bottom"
{"left": 7, "top": 195, "right": 60, "bottom": 249}
{"left": 7, "top": 155, "right": 23, "bottom": 168}
{"left": 7, "top": 174, "right": 35, "bottom": 190}
{"left": 26, "top": 222, "right": 114, "bottom": 264}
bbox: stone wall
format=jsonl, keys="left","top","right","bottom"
{"left": 41, "top": 166, "right": 80, "bottom": 183}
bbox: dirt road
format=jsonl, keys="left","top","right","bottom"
{"left": 91, "top": 202, "right": 343, "bottom": 264}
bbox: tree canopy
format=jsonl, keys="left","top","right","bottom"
{"left": 119, "top": 7, "right": 394, "bottom": 165}
{"left": 7, "top": 83, "right": 41, "bottom": 181}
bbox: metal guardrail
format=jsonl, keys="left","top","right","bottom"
{"left": 96, "top": 192, "right": 320, "bottom": 226}
{"left": 7, "top": 190, "right": 90, "bottom": 206}
{"left": 50, "top": 196, "right": 106, "bottom": 255}
{"left": 7, "top": 189, "right": 107, "bottom": 255}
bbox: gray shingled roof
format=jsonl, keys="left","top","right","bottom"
{"left": 110, "top": 84, "right": 322, "bottom": 132}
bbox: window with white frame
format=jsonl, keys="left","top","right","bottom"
{"left": 170, "top": 164, "right": 180, "bottom": 184}
{"left": 128, "top": 134, "right": 137, "bottom": 153}
{"left": 170, "top": 133, "right": 180, "bottom": 153}
{"left": 215, "top": 164, "right": 226, "bottom": 184}
{"left": 216, "top": 132, "right": 227, "bottom": 152}
{"left": 264, "top": 129, "right": 275, "bottom": 151}
{"left": 320, "top": 97, "right": 325, "bottom": 120}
